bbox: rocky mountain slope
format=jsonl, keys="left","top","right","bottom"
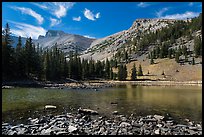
{"left": 34, "top": 30, "right": 95, "bottom": 55}
{"left": 80, "top": 19, "right": 179, "bottom": 61}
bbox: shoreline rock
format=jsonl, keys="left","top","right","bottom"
{"left": 2, "top": 80, "right": 202, "bottom": 90}
{"left": 2, "top": 111, "right": 202, "bottom": 135}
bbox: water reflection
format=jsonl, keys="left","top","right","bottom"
{"left": 2, "top": 85, "right": 202, "bottom": 124}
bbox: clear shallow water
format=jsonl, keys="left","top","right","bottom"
{"left": 2, "top": 85, "right": 202, "bottom": 124}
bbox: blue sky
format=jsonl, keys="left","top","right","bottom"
{"left": 2, "top": 2, "right": 202, "bottom": 39}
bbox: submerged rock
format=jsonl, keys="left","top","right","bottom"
{"left": 78, "top": 108, "right": 99, "bottom": 115}
{"left": 112, "top": 111, "right": 118, "bottom": 115}
{"left": 45, "top": 105, "right": 57, "bottom": 109}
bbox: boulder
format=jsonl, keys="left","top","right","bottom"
{"left": 2, "top": 86, "right": 14, "bottom": 89}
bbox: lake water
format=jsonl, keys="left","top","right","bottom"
{"left": 2, "top": 85, "right": 202, "bottom": 124}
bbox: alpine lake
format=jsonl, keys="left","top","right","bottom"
{"left": 2, "top": 84, "right": 202, "bottom": 125}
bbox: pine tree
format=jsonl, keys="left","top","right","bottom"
{"left": 33, "top": 44, "right": 44, "bottom": 80}
{"left": 77, "top": 57, "right": 82, "bottom": 80}
{"left": 117, "top": 64, "right": 127, "bottom": 81}
{"left": 113, "top": 73, "right": 117, "bottom": 80}
{"left": 89, "top": 59, "right": 95, "bottom": 78}
{"left": 118, "top": 65, "right": 123, "bottom": 81}
{"left": 105, "top": 58, "right": 110, "bottom": 79}
{"left": 152, "top": 48, "right": 156, "bottom": 59}
{"left": 15, "top": 36, "right": 25, "bottom": 78}
{"left": 123, "top": 65, "right": 127, "bottom": 80}
{"left": 156, "top": 46, "right": 160, "bottom": 58}
{"left": 159, "top": 45, "right": 164, "bottom": 58}
{"left": 184, "top": 54, "right": 188, "bottom": 62}
{"left": 110, "top": 67, "right": 113, "bottom": 80}
{"left": 148, "top": 53, "right": 151, "bottom": 59}
{"left": 163, "top": 42, "right": 169, "bottom": 58}
{"left": 138, "top": 64, "right": 143, "bottom": 76}
{"left": 175, "top": 52, "right": 180, "bottom": 63}
{"left": 178, "top": 45, "right": 182, "bottom": 56}
{"left": 44, "top": 50, "right": 51, "bottom": 80}
{"left": 131, "top": 63, "right": 137, "bottom": 80}
{"left": 182, "top": 45, "right": 188, "bottom": 56}
{"left": 24, "top": 37, "right": 35, "bottom": 77}
{"left": 64, "top": 57, "right": 68, "bottom": 78}
{"left": 192, "top": 57, "right": 195, "bottom": 65}
{"left": 194, "top": 36, "right": 202, "bottom": 57}
{"left": 68, "top": 53, "right": 74, "bottom": 79}
{"left": 115, "top": 59, "right": 118, "bottom": 68}
{"left": 124, "top": 51, "right": 128, "bottom": 63}
{"left": 161, "top": 70, "right": 165, "bottom": 75}
{"left": 150, "top": 55, "right": 154, "bottom": 64}
{"left": 2, "top": 23, "right": 14, "bottom": 80}
{"left": 168, "top": 48, "right": 172, "bottom": 59}
{"left": 82, "top": 59, "right": 89, "bottom": 80}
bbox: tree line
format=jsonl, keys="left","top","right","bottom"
{"left": 149, "top": 35, "right": 202, "bottom": 65}
{"left": 2, "top": 23, "right": 117, "bottom": 81}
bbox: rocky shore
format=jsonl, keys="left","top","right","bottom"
{"left": 44, "top": 81, "right": 113, "bottom": 90}
{"left": 2, "top": 109, "right": 202, "bottom": 135}
{"left": 2, "top": 80, "right": 202, "bottom": 90}
{"left": 111, "top": 80, "right": 202, "bottom": 86}
{"left": 2, "top": 80, "right": 114, "bottom": 90}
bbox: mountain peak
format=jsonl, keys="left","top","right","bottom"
{"left": 45, "top": 30, "right": 66, "bottom": 37}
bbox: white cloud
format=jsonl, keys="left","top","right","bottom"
{"left": 95, "top": 13, "right": 100, "bottom": 19}
{"left": 83, "top": 35, "right": 96, "bottom": 39}
{"left": 8, "top": 21, "right": 47, "bottom": 39}
{"left": 10, "top": 6, "right": 44, "bottom": 25}
{"left": 32, "top": 2, "right": 75, "bottom": 19}
{"left": 54, "top": 4, "right": 66, "bottom": 18}
{"left": 50, "top": 18, "right": 61, "bottom": 27}
{"left": 31, "top": 2, "right": 48, "bottom": 10}
{"left": 73, "top": 16, "right": 81, "bottom": 21}
{"left": 84, "top": 8, "right": 95, "bottom": 21}
{"left": 160, "top": 11, "right": 200, "bottom": 20}
{"left": 137, "top": 2, "right": 149, "bottom": 8}
{"left": 156, "top": 7, "right": 168, "bottom": 18}
{"left": 83, "top": 8, "right": 100, "bottom": 21}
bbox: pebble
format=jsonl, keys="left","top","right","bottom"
{"left": 156, "top": 123, "right": 163, "bottom": 128}
{"left": 112, "top": 111, "right": 118, "bottom": 115}
{"left": 119, "top": 122, "right": 131, "bottom": 127}
{"left": 68, "top": 125, "right": 77, "bottom": 133}
{"left": 154, "top": 115, "right": 164, "bottom": 120}
{"left": 154, "top": 129, "right": 160, "bottom": 135}
{"left": 2, "top": 111, "right": 202, "bottom": 135}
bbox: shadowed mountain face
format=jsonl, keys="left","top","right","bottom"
{"left": 9, "top": 30, "right": 95, "bottom": 55}
{"left": 9, "top": 36, "right": 27, "bottom": 47}
{"left": 33, "top": 30, "right": 95, "bottom": 55}
{"left": 45, "top": 30, "right": 66, "bottom": 37}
